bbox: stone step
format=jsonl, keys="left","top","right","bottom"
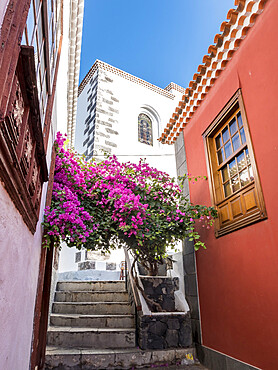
{"left": 57, "top": 280, "right": 125, "bottom": 292}
{"left": 45, "top": 346, "right": 199, "bottom": 369}
{"left": 52, "top": 302, "right": 134, "bottom": 315}
{"left": 47, "top": 327, "right": 136, "bottom": 349}
{"left": 50, "top": 313, "right": 135, "bottom": 328}
{"left": 54, "top": 290, "right": 129, "bottom": 303}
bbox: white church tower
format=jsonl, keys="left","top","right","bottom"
{"left": 58, "top": 60, "right": 186, "bottom": 277}
{"left": 75, "top": 60, "right": 185, "bottom": 178}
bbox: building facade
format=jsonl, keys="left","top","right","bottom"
{"left": 161, "top": 1, "right": 278, "bottom": 369}
{"left": 0, "top": 1, "right": 83, "bottom": 369}
{"left": 76, "top": 60, "right": 185, "bottom": 178}
{"left": 57, "top": 60, "right": 185, "bottom": 274}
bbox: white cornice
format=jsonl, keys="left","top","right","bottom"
{"left": 78, "top": 60, "right": 177, "bottom": 100}
{"left": 67, "top": 0, "right": 84, "bottom": 148}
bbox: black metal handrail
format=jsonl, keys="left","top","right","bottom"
{"left": 124, "top": 247, "right": 142, "bottom": 312}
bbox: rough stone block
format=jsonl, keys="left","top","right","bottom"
{"left": 108, "top": 107, "right": 119, "bottom": 114}
{"left": 105, "top": 140, "right": 117, "bottom": 148}
{"left": 186, "top": 295, "right": 200, "bottom": 320}
{"left": 179, "top": 317, "right": 192, "bottom": 347}
{"left": 102, "top": 98, "right": 113, "bottom": 105}
{"left": 78, "top": 261, "right": 95, "bottom": 271}
{"left": 191, "top": 318, "right": 201, "bottom": 344}
{"left": 176, "top": 147, "right": 186, "bottom": 168}
{"left": 96, "top": 131, "right": 110, "bottom": 138}
{"left": 165, "top": 329, "right": 179, "bottom": 347}
{"left": 147, "top": 333, "right": 165, "bottom": 349}
{"left": 105, "top": 128, "right": 119, "bottom": 135}
{"left": 96, "top": 119, "right": 112, "bottom": 128}
{"left": 148, "top": 321, "right": 167, "bottom": 336}
{"left": 177, "top": 160, "right": 188, "bottom": 177}
{"left": 108, "top": 118, "right": 118, "bottom": 123}
{"left": 75, "top": 252, "right": 81, "bottom": 263}
{"left": 106, "top": 262, "right": 116, "bottom": 270}
{"left": 115, "top": 350, "right": 152, "bottom": 368}
{"left": 185, "top": 274, "right": 198, "bottom": 296}
{"left": 105, "top": 76, "right": 113, "bottom": 82}
{"left": 81, "top": 354, "right": 114, "bottom": 370}
{"left": 183, "top": 252, "right": 196, "bottom": 274}
{"left": 183, "top": 238, "right": 195, "bottom": 255}
{"left": 151, "top": 348, "right": 176, "bottom": 364}
{"left": 167, "top": 318, "right": 180, "bottom": 330}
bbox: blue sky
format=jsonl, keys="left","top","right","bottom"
{"left": 79, "top": 0, "right": 234, "bottom": 89}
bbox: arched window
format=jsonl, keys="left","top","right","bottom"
{"left": 138, "top": 113, "right": 153, "bottom": 146}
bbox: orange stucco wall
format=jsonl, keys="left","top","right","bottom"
{"left": 182, "top": 1, "right": 278, "bottom": 369}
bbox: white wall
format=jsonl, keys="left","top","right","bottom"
{"left": 0, "top": 0, "right": 9, "bottom": 30}
{"left": 0, "top": 148, "right": 51, "bottom": 369}
{"left": 76, "top": 65, "right": 182, "bottom": 178}
{"left": 0, "top": 1, "right": 76, "bottom": 367}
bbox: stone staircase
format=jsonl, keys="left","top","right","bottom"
{"left": 46, "top": 281, "right": 135, "bottom": 351}
{"left": 45, "top": 280, "right": 200, "bottom": 369}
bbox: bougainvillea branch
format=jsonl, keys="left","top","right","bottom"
{"left": 43, "top": 133, "right": 217, "bottom": 275}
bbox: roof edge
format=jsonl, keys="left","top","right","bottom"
{"left": 78, "top": 59, "right": 177, "bottom": 100}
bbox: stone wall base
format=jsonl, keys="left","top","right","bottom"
{"left": 196, "top": 345, "right": 260, "bottom": 370}
{"left": 138, "top": 313, "right": 192, "bottom": 350}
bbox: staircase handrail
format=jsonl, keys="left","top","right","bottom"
{"left": 123, "top": 247, "right": 142, "bottom": 312}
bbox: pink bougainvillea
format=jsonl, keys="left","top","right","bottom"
{"left": 43, "top": 133, "right": 217, "bottom": 273}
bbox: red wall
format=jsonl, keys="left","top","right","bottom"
{"left": 182, "top": 1, "right": 278, "bottom": 369}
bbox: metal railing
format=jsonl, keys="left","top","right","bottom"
{"left": 123, "top": 247, "right": 142, "bottom": 312}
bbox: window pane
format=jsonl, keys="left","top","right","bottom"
{"left": 237, "top": 112, "right": 243, "bottom": 127}
{"left": 224, "top": 182, "right": 232, "bottom": 197}
{"left": 231, "top": 176, "right": 240, "bottom": 192}
{"left": 229, "top": 118, "right": 237, "bottom": 136}
{"left": 221, "top": 166, "right": 229, "bottom": 182}
{"left": 224, "top": 141, "right": 232, "bottom": 159}
{"left": 48, "top": 0, "right": 52, "bottom": 22}
{"left": 40, "top": 48, "right": 45, "bottom": 79}
{"left": 49, "top": 17, "right": 53, "bottom": 48}
{"left": 138, "top": 113, "right": 153, "bottom": 146}
{"left": 217, "top": 148, "right": 224, "bottom": 164}
{"left": 26, "top": 0, "right": 35, "bottom": 44}
{"left": 222, "top": 126, "right": 229, "bottom": 143}
{"left": 37, "top": 70, "right": 41, "bottom": 99}
{"left": 246, "top": 149, "right": 250, "bottom": 165}
{"left": 32, "top": 34, "right": 38, "bottom": 71}
{"left": 248, "top": 165, "right": 254, "bottom": 181}
{"left": 240, "top": 169, "right": 250, "bottom": 187}
{"left": 21, "top": 29, "right": 27, "bottom": 45}
{"left": 240, "top": 127, "right": 246, "bottom": 145}
{"left": 35, "top": 0, "right": 41, "bottom": 13}
{"left": 232, "top": 132, "right": 240, "bottom": 152}
{"left": 37, "top": 11, "right": 43, "bottom": 52}
{"left": 237, "top": 151, "right": 245, "bottom": 171}
{"left": 229, "top": 159, "right": 237, "bottom": 177}
{"left": 42, "top": 73, "right": 47, "bottom": 103}
{"left": 215, "top": 134, "right": 222, "bottom": 149}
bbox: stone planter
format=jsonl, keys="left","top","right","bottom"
{"left": 137, "top": 276, "right": 192, "bottom": 350}
{"left": 140, "top": 276, "right": 178, "bottom": 312}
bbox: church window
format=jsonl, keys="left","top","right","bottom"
{"left": 138, "top": 113, "right": 153, "bottom": 146}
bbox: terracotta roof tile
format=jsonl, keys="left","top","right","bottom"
{"left": 159, "top": 0, "right": 269, "bottom": 144}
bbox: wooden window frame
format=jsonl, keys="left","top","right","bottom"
{"left": 203, "top": 89, "right": 267, "bottom": 237}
